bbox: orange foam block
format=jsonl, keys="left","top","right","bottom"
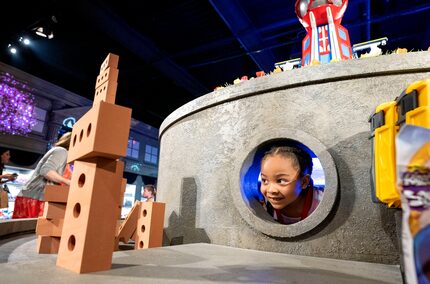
{"left": 67, "top": 101, "right": 132, "bottom": 163}
{"left": 93, "top": 80, "right": 118, "bottom": 106}
{"left": 115, "top": 201, "right": 140, "bottom": 250}
{"left": 56, "top": 160, "right": 123, "bottom": 273}
{"left": 135, "top": 202, "right": 165, "bottom": 250}
{"left": 117, "top": 178, "right": 126, "bottom": 219}
{"left": 43, "top": 202, "right": 66, "bottom": 220}
{"left": 37, "top": 236, "right": 61, "bottom": 254}
{"left": 95, "top": 67, "right": 118, "bottom": 89}
{"left": 36, "top": 218, "right": 64, "bottom": 237}
{"left": 99, "top": 53, "right": 119, "bottom": 73}
{"left": 44, "top": 185, "right": 69, "bottom": 203}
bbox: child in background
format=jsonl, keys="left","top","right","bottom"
{"left": 260, "top": 146, "right": 322, "bottom": 225}
{"left": 141, "top": 184, "right": 156, "bottom": 202}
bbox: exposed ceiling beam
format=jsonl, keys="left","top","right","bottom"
{"left": 209, "top": 0, "right": 278, "bottom": 72}
{"left": 83, "top": 1, "right": 209, "bottom": 97}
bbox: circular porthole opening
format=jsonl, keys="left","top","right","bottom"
{"left": 233, "top": 129, "right": 338, "bottom": 239}
{"left": 241, "top": 138, "right": 325, "bottom": 226}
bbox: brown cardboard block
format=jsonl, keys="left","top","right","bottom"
{"left": 115, "top": 201, "right": 140, "bottom": 249}
{"left": 36, "top": 218, "right": 64, "bottom": 237}
{"left": 67, "top": 101, "right": 132, "bottom": 163}
{"left": 95, "top": 67, "right": 118, "bottom": 89}
{"left": 44, "top": 185, "right": 69, "bottom": 203}
{"left": 56, "top": 160, "right": 123, "bottom": 273}
{"left": 117, "top": 178, "right": 127, "bottom": 219}
{"left": 99, "top": 53, "right": 119, "bottom": 73}
{"left": 37, "top": 235, "right": 61, "bottom": 254}
{"left": 80, "top": 157, "right": 124, "bottom": 174}
{"left": 42, "top": 202, "right": 66, "bottom": 220}
{"left": 135, "top": 202, "right": 166, "bottom": 250}
{"left": 93, "top": 80, "right": 117, "bottom": 106}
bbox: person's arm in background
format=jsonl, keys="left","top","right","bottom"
{"left": 0, "top": 174, "right": 15, "bottom": 180}
{"left": 0, "top": 173, "right": 16, "bottom": 183}
{"left": 45, "top": 170, "right": 71, "bottom": 186}
{"left": 40, "top": 148, "right": 71, "bottom": 186}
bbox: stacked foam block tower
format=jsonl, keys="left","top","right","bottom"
{"left": 36, "top": 184, "right": 69, "bottom": 253}
{"left": 115, "top": 201, "right": 165, "bottom": 250}
{"left": 56, "top": 53, "right": 132, "bottom": 273}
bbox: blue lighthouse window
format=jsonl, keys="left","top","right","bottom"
{"left": 304, "top": 37, "right": 310, "bottom": 50}
{"left": 341, "top": 44, "right": 350, "bottom": 57}
{"left": 304, "top": 53, "right": 310, "bottom": 65}
{"left": 338, "top": 28, "right": 347, "bottom": 41}
{"left": 320, "top": 53, "right": 331, "bottom": 63}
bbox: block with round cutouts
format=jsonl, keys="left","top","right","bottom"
{"left": 56, "top": 160, "right": 123, "bottom": 273}
{"left": 67, "top": 101, "right": 132, "bottom": 163}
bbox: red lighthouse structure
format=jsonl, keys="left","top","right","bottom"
{"left": 295, "top": 0, "right": 352, "bottom": 66}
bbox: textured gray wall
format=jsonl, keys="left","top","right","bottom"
{"left": 158, "top": 52, "right": 430, "bottom": 264}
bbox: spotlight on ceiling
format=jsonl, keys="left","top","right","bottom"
{"left": 34, "top": 26, "right": 54, "bottom": 39}
{"left": 19, "top": 36, "right": 31, "bottom": 45}
{"left": 7, "top": 44, "right": 17, "bottom": 54}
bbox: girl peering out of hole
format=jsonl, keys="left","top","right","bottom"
{"left": 260, "top": 146, "right": 322, "bottom": 225}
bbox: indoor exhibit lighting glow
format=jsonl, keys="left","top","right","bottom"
{"left": 0, "top": 73, "right": 36, "bottom": 135}
{"left": 19, "top": 36, "right": 31, "bottom": 45}
{"left": 7, "top": 44, "right": 17, "bottom": 54}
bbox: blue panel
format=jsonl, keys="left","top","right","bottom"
{"left": 338, "top": 28, "right": 347, "bottom": 41}
{"left": 320, "top": 53, "right": 331, "bottom": 64}
{"left": 341, "top": 44, "right": 350, "bottom": 57}
{"left": 304, "top": 37, "right": 310, "bottom": 50}
{"left": 304, "top": 53, "right": 310, "bottom": 65}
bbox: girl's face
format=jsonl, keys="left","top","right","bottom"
{"left": 260, "top": 155, "right": 308, "bottom": 210}
{"left": 1, "top": 151, "right": 10, "bottom": 164}
{"left": 143, "top": 188, "right": 153, "bottom": 198}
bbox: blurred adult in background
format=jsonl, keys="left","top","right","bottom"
{"left": 0, "top": 148, "right": 17, "bottom": 185}
{"left": 0, "top": 148, "right": 16, "bottom": 209}
{"left": 12, "top": 132, "right": 72, "bottom": 218}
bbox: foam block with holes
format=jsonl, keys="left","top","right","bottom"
{"left": 56, "top": 160, "right": 123, "bottom": 273}
{"left": 114, "top": 201, "right": 140, "bottom": 250}
{"left": 95, "top": 67, "right": 118, "bottom": 90}
{"left": 99, "top": 53, "right": 119, "bottom": 73}
{"left": 67, "top": 101, "right": 132, "bottom": 163}
{"left": 117, "top": 178, "right": 127, "bottom": 219}
{"left": 36, "top": 218, "right": 64, "bottom": 237}
{"left": 135, "top": 202, "right": 166, "bottom": 250}
{"left": 42, "top": 202, "right": 66, "bottom": 220}
{"left": 37, "top": 235, "right": 61, "bottom": 254}
{"left": 44, "top": 185, "right": 69, "bottom": 203}
{"left": 93, "top": 80, "right": 117, "bottom": 106}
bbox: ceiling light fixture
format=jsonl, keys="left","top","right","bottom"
{"left": 19, "top": 36, "right": 31, "bottom": 45}
{"left": 7, "top": 44, "right": 17, "bottom": 54}
{"left": 34, "top": 26, "right": 54, "bottom": 39}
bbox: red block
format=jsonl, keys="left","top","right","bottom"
{"left": 36, "top": 218, "right": 64, "bottom": 237}
{"left": 135, "top": 202, "right": 165, "bottom": 250}
{"left": 95, "top": 67, "right": 118, "bottom": 89}
{"left": 44, "top": 185, "right": 69, "bottom": 203}
{"left": 115, "top": 201, "right": 140, "bottom": 250}
{"left": 99, "top": 53, "right": 119, "bottom": 73}
{"left": 37, "top": 236, "right": 61, "bottom": 254}
{"left": 94, "top": 80, "right": 117, "bottom": 106}
{"left": 43, "top": 202, "right": 66, "bottom": 220}
{"left": 117, "top": 178, "right": 126, "bottom": 220}
{"left": 56, "top": 160, "right": 123, "bottom": 273}
{"left": 67, "top": 101, "right": 132, "bottom": 163}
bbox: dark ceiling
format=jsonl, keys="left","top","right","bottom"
{"left": 1, "top": 0, "right": 429, "bottom": 128}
